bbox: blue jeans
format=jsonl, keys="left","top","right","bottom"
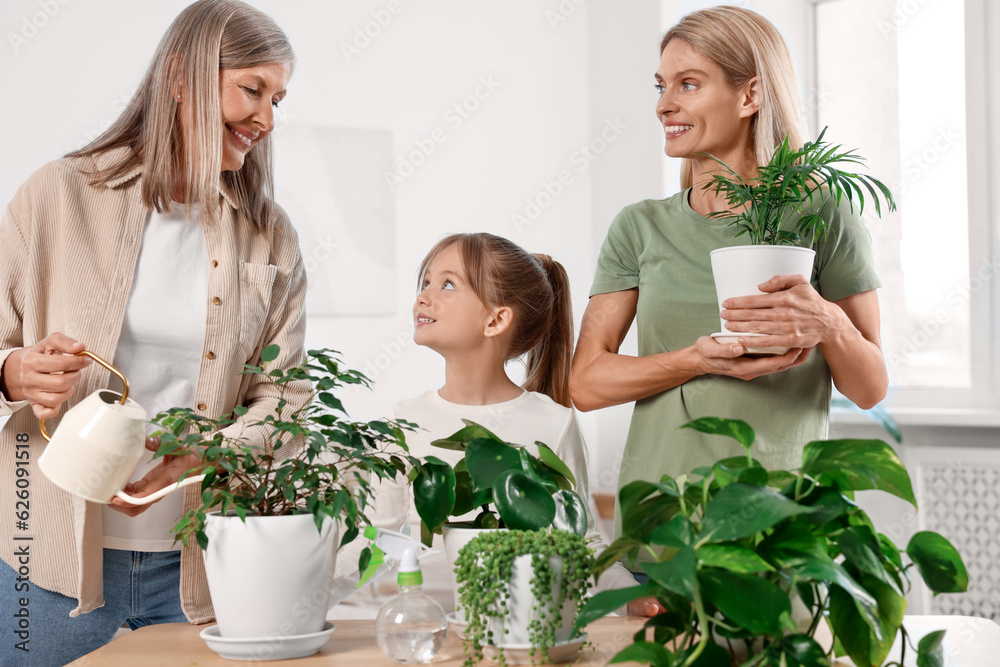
{"left": 631, "top": 570, "right": 650, "bottom": 584}
{"left": 1, "top": 548, "right": 185, "bottom": 666}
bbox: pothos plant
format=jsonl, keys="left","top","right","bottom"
{"left": 151, "top": 345, "right": 417, "bottom": 570}
{"left": 574, "top": 417, "right": 968, "bottom": 667}
{"left": 703, "top": 126, "right": 896, "bottom": 245}
{"left": 411, "top": 420, "right": 588, "bottom": 546}
{"left": 455, "top": 529, "right": 594, "bottom": 667}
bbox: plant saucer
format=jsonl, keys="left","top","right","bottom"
{"left": 711, "top": 332, "right": 790, "bottom": 356}
{"left": 445, "top": 611, "right": 468, "bottom": 641}
{"left": 199, "top": 621, "right": 335, "bottom": 661}
{"left": 482, "top": 634, "right": 587, "bottom": 664}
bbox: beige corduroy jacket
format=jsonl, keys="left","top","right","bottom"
{"left": 0, "top": 148, "right": 307, "bottom": 621}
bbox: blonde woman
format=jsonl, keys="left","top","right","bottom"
{"left": 0, "top": 1, "right": 306, "bottom": 662}
{"left": 571, "top": 5, "right": 886, "bottom": 559}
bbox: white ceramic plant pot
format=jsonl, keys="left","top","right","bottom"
{"left": 710, "top": 245, "right": 815, "bottom": 329}
{"left": 483, "top": 553, "right": 578, "bottom": 648}
{"left": 203, "top": 513, "right": 339, "bottom": 639}
{"left": 442, "top": 526, "right": 489, "bottom": 617}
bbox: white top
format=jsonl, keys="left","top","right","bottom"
{"left": 103, "top": 205, "right": 208, "bottom": 551}
{"left": 331, "top": 389, "right": 636, "bottom": 618}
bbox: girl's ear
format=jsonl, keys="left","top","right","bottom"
{"left": 484, "top": 306, "right": 513, "bottom": 338}
{"left": 738, "top": 76, "right": 759, "bottom": 119}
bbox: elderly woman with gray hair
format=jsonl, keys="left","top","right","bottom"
{"left": 0, "top": 1, "right": 307, "bottom": 662}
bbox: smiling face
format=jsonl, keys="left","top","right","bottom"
{"left": 216, "top": 61, "right": 290, "bottom": 172}
{"left": 655, "top": 38, "right": 758, "bottom": 169}
{"left": 413, "top": 243, "right": 493, "bottom": 354}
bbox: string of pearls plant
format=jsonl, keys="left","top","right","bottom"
{"left": 454, "top": 530, "right": 594, "bottom": 667}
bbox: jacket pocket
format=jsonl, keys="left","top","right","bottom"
{"left": 238, "top": 262, "right": 277, "bottom": 352}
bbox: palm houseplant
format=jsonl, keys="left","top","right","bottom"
{"left": 703, "top": 127, "right": 896, "bottom": 352}
{"left": 574, "top": 417, "right": 967, "bottom": 667}
{"left": 455, "top": 529, "right": 594, "bottom": 666}
{"left": 151, "top": 346, "right": 417, "bottom": 655}
{"left": 410, "top": 420, "right": 593, "bottom": 659}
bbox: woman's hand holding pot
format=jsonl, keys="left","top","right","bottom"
{"left": 1, "top": 332, "right": 92, "bottom": 419}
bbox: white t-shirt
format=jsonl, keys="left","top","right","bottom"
{"left": 103, "top": 205, "right": 208, "bottom": 551}
{"left": 330, "top": 389, "right": 636, "bottom": 618}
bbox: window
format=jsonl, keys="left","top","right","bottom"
{"left": 814, "top": 0, "right": 996, "bottom": 421}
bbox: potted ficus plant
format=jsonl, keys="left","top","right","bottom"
{"left": 455, "top": 529, "right": 594, "bottom": 666}
{"left": 704, "top": 127, "right": 896, "bottom": 353}
{"left": 409, "top": 420, "right": 591, "bottom": 648}
{"left": 152, "top": 346, "right": 417, "bottom": 659}
{"left": 574, "top": 417, "right": 968, "bottom": 667}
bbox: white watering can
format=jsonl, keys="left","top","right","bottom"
{"left": 37, "top": 350, "right": 206, "bottom": 505}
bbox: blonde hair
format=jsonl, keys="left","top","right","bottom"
{"left": 69, "top": 0, "right": 294, "bottom": 231}
{"left": 417, "top": 234, "right": 575, "bottom": 408}
{"left": 661, "top": 5, "right": 804, "bottom": 189}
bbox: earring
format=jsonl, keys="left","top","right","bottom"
{"left": 485, "top": 328, "right": 491, "bottom": 334}
{"left": 176, "top": 94, "right": 182, "bottom": 102}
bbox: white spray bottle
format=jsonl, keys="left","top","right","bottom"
{"left": 368, "top": 527, "right": 448, "bottom": 664}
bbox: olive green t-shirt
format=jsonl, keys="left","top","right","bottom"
{"left": 590, "top": 189, "right": 881, "bottom": 532}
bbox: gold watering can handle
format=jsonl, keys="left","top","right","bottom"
{"left": 39, "top": 350, "right": 130, "bottom": 442}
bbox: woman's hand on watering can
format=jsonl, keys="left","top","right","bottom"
{"left": 0, "top": 333, "right": 92, "bottom": 419}
{"left": 108, "top": 437, "right": 204, "bottom": 517}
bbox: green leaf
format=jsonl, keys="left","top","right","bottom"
{"left": 492, "top": 469, "right": 556, "bottom": 530}
{"left": 696, "top": 544, "right": 774, "bottom": 573}
{"left": 682, "top": 417, "right": 755, "bottom": 450}
{"left": 839, "top": 525, "right": 899, "bottom": 591}
{"left": 675, "top": 642, "right": 730, "bottom": 667}
{"left": 551, "top": 489, "right": 588, "bottom": 535}
{"left": 260, "top": 344, "right": 280, "bottom": 362}
{"left": 535, "top": 442, "right": 577, "bottom": 487}
{"left": 595, "top": 537, "right": 644, "bottom": 574}
{"left": 318, "top": 392, "right": 345, "bottom": 413}
{"left": 762, "top": 635, "right": 830, "bottom": 667}
{"left": 642, "top": 547, "right": 696, "bottom": 600}
{"left": 907, "top": 531, "right": 969, "bottom": 593}
{"left": 572, "top": 582, "right": 661, "bottom": 636}
{"left": 648, "top": 515, "right": 695, "bottom": 549}
{"left": 827, "top": 585, "right": 882, "bottom": 667}
{"left": 700, "top": 483, "right": 813, "bottom": 542}
{"left": 465, "top": 437, "right": 521, "bottom": 492}
{"left": 698, "top": 569, "right": 792, "bottom": 635}
{"left": 517, "top": 448, "right": 559, "bottom": 492}
{"left": 431, "top": 420, "right": 503, "bottom": 451}
{"left": 450, "top": 470, "right": 491, "bottom": 517}
{"left": 619, "top": 481, "right": 684, "bottom": 542}
{"left": 412, "top": 459, "right": 456, "bottom": 534}
{"left": 916, "top": 629, "right": 946, "bottom": 667}
{"left": 801, "top": 439, "right": 917, "bottom": 507}
{"left": 609, "top": 641, "right": 673, "bottom": 667}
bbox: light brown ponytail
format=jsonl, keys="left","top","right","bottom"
{"left": 522, "top": 254, "right": 573, "bottom": 407}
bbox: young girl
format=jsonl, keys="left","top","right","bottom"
{"left": 332, "top": 232, "right": 654, "bottom": 619}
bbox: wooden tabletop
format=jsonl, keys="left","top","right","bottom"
{"left": 67, "top": 617, "right": 649, "bottom": 666}
{"left": 67, "top": 614, "right": 1000, "bottom": 666}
